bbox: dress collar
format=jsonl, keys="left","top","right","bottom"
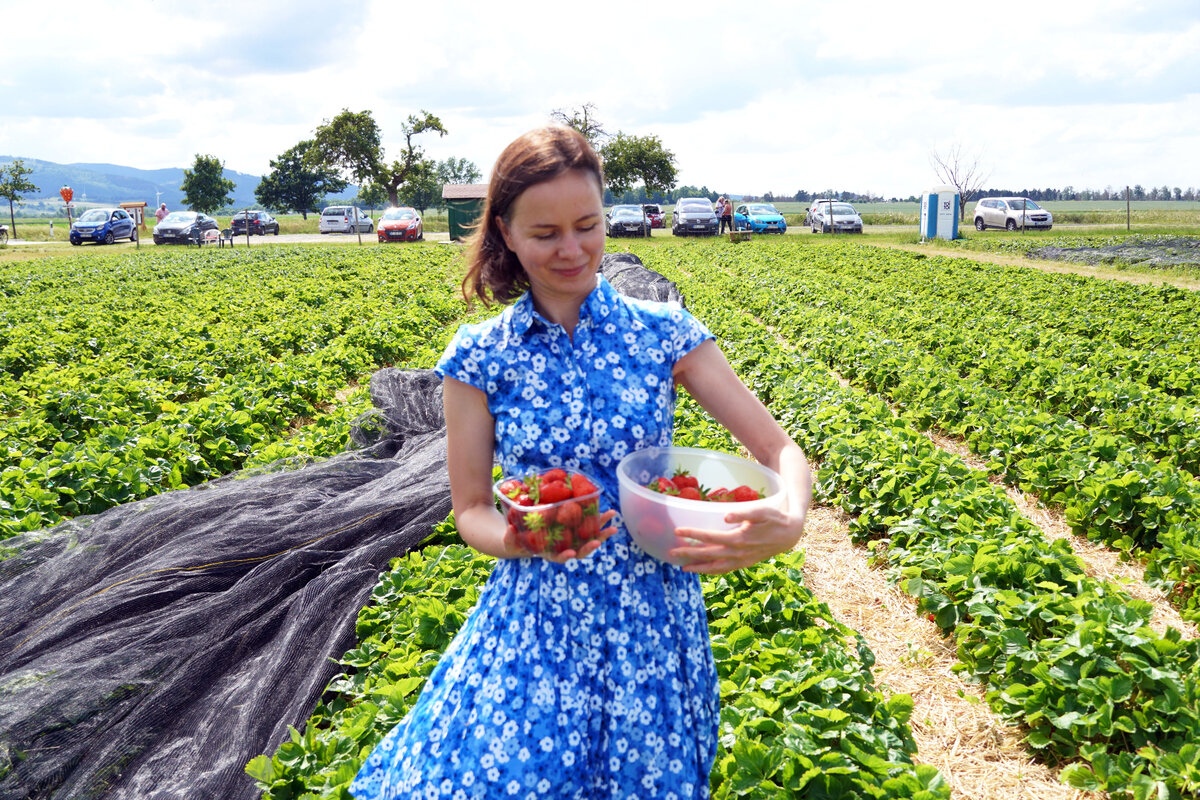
{"left": 511, "top": 274, "right": 617, "bottom": 336}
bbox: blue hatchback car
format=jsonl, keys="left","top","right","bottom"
{"left": 70, "top": 208, "right": 138, "bottom": 245}
{"left": 733, "top": 203, "right": 787, "bottom": 234}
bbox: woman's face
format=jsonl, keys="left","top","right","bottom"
{"left": 497, "top": 169, "right": 605, "bottom": 307}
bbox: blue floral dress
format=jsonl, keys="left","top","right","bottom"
{"left": 350, "top": 276, "right": 719, "bottom": 800}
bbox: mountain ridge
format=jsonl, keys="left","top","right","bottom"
{"left": 0, "top": 156, "right": 356, "bottom": 213}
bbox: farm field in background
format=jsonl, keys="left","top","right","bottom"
{"left": 3, "top": 200, "right": 1198, "bottom": 244}
{"left": 2, "top": 234, "right": 1200, "bottom": 798}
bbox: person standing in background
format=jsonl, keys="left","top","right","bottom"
{"left": 155, "top": 203, "right": 169, "bottom": 223}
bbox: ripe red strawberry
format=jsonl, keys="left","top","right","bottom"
{"left": 538, "top": 479, "right": 572, "bottom": 505}
{"left": 650, "top": 477, "right": 677, "bottom": 495}
{"left": 556, "top": 500, "right": 584, "bottom": 531}
{"left": 576, "top": 514, "right": 601, "bottom": 541}
{"left": 497, "top": 478, "right": 525, "bottom": 499}
{"left": 706, "top": 487, "right": 732, "bottom": 502}
{"left": 671, "top": 472, "right": 699, "bottom": 490}
{"left": 731, "top": 485, "right": 763, "bottom": 502}
{"left": 541, "top": 468, "right": 568, "bottom": 483}
{"left": 677, "top": 486, "right": 703, "bottom": 501}
{"left": 570, "top": 474, "right": 599, "bottom": 497}
{"left": 521, "top": 526, "right": 547, "bottom": 554}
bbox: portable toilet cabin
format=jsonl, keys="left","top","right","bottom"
{"left": 443, "top": 183, "right": 489, "bottom": 241}
{"left": 919, "top": 186, "right": 960, "bottom": 241}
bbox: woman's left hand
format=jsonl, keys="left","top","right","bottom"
{"left": 666, "top": 505, "right": 806, "bottom": 574}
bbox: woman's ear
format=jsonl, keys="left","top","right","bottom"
{"left": 495, "top": 216, "right": 513, "bottom": 251}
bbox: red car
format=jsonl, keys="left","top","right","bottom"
{"left": 377, "top": 207, "right": 424, "bottom": 242}
{"left": 643, "top": 203, "right": 665, "bottom": 228}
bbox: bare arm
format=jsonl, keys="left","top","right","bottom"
{"left": 669, "top": 340, "right": 811, "bottom": 573}
{"left": 442, "top": 377, "right": 518, "bottom": 558}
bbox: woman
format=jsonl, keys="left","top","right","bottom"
{"left": 350, "top": 125, "right": 810, "bottom": 799}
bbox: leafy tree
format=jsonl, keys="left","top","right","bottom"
{"left": 929, "top": 144, "right": 990, "bottom": 221}
{"left": 255, "top": 140, "right": 347, "bottom": 219}
{"left": 437, "top": 157, "right": 482, "bottom": 186}
{"left": 181, "top": 154, "right": 235, "bottom": 215}
{"left": 550, "top": 103, "right": 608, "bottom": 148}
{"left": 355, "top": 183, "right": 389, "bottom": 212}
{"left": 600, "top": 133, "right": 677, "bottom": 204}
{"left": 399, "top": 161, "right": 441, "bottom": 214}
{"left": 0, "top": 159, "right": 39, "bottom": 237}
{"left": 312, "top": 109, "right": 447, "bottom": 207}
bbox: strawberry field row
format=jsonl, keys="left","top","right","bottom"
{"left": 674, "top": 240, "right": 1200, "bottom": 623}
{"left": 782, "top": 250, "right": 1200, "bottom": 473}
{"left": 0, "top": 247, "right": 465, "bottom": 541}
{"left": 644, "top": 239, "right": 1200, "bottom": 798}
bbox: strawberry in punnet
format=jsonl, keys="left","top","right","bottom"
{"left": 494, "top": 468, "right": 605, "bottom": 557}
{"left": 538, "top": 479, "right": 573, "bottom": 505}
{"left": 570, "top": 473, "right": 599, "bottom": 498}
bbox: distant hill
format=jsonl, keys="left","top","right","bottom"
{"left": 0, "top": 157, "right": 357, "bottom": 215}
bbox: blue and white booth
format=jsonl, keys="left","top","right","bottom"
{"left": 920, "top": 186, "right": 960, "bottom": 241}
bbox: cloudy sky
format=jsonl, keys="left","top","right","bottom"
{"left": 3, "top": 0, "right": 1198, "bottom": 199}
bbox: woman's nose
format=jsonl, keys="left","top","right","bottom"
{"left": 558, "top": 232, "right": 584, "bottom": 257}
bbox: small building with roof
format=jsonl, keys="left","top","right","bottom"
{"left": 442, "top": 183, "right": 488, "bottom": 241}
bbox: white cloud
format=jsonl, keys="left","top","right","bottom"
{"left": 1, "top": 0, "right": 1198, "bottom": 198}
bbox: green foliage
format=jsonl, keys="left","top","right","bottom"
{"left": 255, "top": 140, "right": 348, "bottom": 217}
{"left": 0, "top": 245, "right": 465, "bottom": 539}
{"left": 311, "top": 109, "right": 447, "bottom": 208}
{"left": 181, "top": 153, "right": 236, "bottom": 214}
{"left": 600, "top": 132, "right": 678, "bottom": 199}
{"left": 0, "top": 158, "right": 40, "bottom": 235}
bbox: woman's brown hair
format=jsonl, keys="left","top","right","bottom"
{"left": 462, "top": 125, "right": 604, "bottom": 306}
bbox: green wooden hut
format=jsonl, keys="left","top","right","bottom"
{"left": 442, "top": 183, "right": 488, "bottom": 241}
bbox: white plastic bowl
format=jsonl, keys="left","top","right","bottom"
{"left": 616, "top": 446, "right": 784, "bottom": 564}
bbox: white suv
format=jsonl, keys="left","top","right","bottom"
{"left": 972, "top": 197, "right": 1053, "bottom": 231}
{"left": 319, "top": 206, "right": 373, "bottom": 234}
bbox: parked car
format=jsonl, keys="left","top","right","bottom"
{"left": 670, "top": 198, "right": 719, "bottom": 236}
{"left": 69, "top": 207, "right": 138, "bottom": 245}
{"left": 230, "top": 210, "right": 280, "bottom": 236}
{"left": 606, "top": 205, "right": 649, "bottom": 238}
{"left": 152, "top": 211, "right": 220, "bottom": 245}
{"left": 733, "top": 202, "right": 787, "bottom": 234}
{"left": 972, "top": 197, "right": 1053, "bottom": 231}
{"left": 377, "top": 206, "right": 423, "bottom": 242}
{"left": 809, "top": 202, "right": 863, "bottom": 234}
{"left": 642, "top": 203, "right": 665, "bottom": 228}
{"left": 319, "top": 206, "right": 373, "bottom": 234}
{"left": 804, "top": 198, "right": 835, "bottom": 227}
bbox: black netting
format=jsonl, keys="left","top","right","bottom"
{"left": 0, "top": 253, "right": 677, "bottom": 799}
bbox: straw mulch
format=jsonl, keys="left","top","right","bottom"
{"left": 798, "top": 426, "right": 1199, "bottom": 797}
{"left": 798, "top": 505, "right": 1097, "bottom": 799}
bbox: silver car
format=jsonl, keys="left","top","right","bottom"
{"left": 670, "top": 198, "right": 719, "bottom": 236}
{"left": 972, "top": 197, "right": 1053, "bottom": 231}
{"left": 319, "top": 205, "right": 374, "bottom": 234}
{"left": 809, "top": 201, "right": 863, "bottom": 234}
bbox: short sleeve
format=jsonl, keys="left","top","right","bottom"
{"left": 434, "top": 323, "right": 488, "bottom": 393}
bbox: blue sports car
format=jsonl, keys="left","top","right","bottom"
{"left": 733, "top": 203, "right": 787, "bottom": 234}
